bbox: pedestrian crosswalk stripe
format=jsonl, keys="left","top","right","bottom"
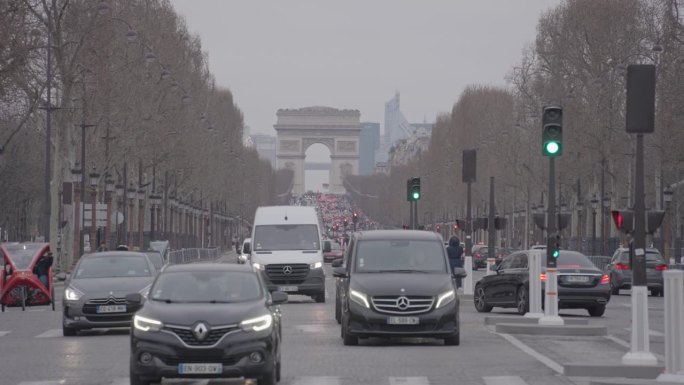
{"left": 0, "top": 331, "right": 11, "bottom": 337}
{"left": 389, "top": 377, "right": 430, "bottom": 385}
{"left": 291, "top": 376, "right": 341, "bottom": 385}
{"left": 483, "top": 376, "right": 529, "bottom": 385}
{"left": 35, "top": 329, "right": 62, "bottom": 338}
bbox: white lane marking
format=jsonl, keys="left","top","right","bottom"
{"left": 497, "top": 332, "right": 563, "bottom": 374}
{"left": 620, "top": 303, "right": 662, "bottom": 311}
{"left": 483, "top": 376, "right": 529, "bottom": 385}
{"left": 294, "top": 324, "right": 327, "bottom": 333}
{"left": 389, "top": 377, "right": 430, "bottom": 385}
{"left": 0, "top": 331, "right": 11, "bottom": 337}
{"left": 291, "top": 376, "right": 341, "bottom": 385}
{"left": 623, "top": 327, "right": 665, "bottom": 337}
{"left": 17, "top": 381, "right": 66, "bottom": 385}
{"left": 35, "top": 329, "right": 62, "bottom": 338}
{"left": 109, "top": 378, "right": 131, "bottom": 385}
{"left": 28, "top": 309, "right": 46, "bottom": 312}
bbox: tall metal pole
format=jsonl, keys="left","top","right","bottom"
{"left": 486, "top": 177, "right": 496, "bottom": 275}
{"left": 466, "top": 182, "right": 472, "bottom": 257}
{"left": 592, "top": 210, "right": 597, "bottom": 256}
{"left": 413, "top": 200, "right": 418, "bottom": 230}
{"left": 600, "top": 157, "right": 606, "bottom": 255}
{"left": 541, "top": 156, "right": 563, "bottom": 325}
{"left": 43, "top": 30, "right": 52, "bottom": 241}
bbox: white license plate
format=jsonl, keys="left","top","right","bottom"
{"left": 566, "top": 276, "right": 590, "bottom": 283}
{"left": 387, "top": 316, "right": 419, "bottom": 325}
{"left": 178, "top": 363, "right": 223, "bottom": 374}
{"left": 96, "top": 305, "right": 127, "bottom": 313}
{"left": 278, "top": 286, "right": 298, "bottom": 292}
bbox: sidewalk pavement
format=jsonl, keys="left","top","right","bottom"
{"left": 216, "top": 250, "right": 237, "bottom": 263}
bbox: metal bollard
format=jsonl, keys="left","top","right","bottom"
{"left": 525, "top": 250, "right": 543, "bottom": 318}
{"left": 486, "top": 258, "right": 496, "bottom": 276}
{"left": 657, "top": 270, "right": 684, "bottom": 382}
{"left": 463, "top": 256, "right": 473, "bottom": 295}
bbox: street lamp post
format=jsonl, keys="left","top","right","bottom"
{"left": 138, "top": 188, "right": 145, "bottom": 249}
{"left": 89, "top": 168, "right": 99, "bottom": 252}
{"left": 664, "top": 187, "right": 674, "bottom": 263}
{"left": 602, "top": 196, "right": 611, "bottom": 254}
{"left": 577, "top": 201, "right": 584, "bottom": 252}
{"left": 115, "top": 182, "right": 124, "bottom": 246}
{"left": 71, "top": 163, "right": 82, "bottom": 266}
{"left": 104, "top": 176, "right": 114, "bottom": 249}
{"left": 150, "top": 193, "right": 161, "bottom": 242}
{"left": 127, "top": 183, "right": 136, "bottom": 249}
{"left": 591, "top": 195, "right": 599, "bottom": 256}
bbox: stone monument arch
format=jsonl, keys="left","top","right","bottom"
{"left": 275, "top": 106, "right": 361, "bottom": 194}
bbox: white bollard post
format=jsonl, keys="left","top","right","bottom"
{"left": 486, "top": 258, "right": 496, "bottom": 276}
{"left": 657, "top": 270, "right": 684, "bottom": 382}
{"left": 622, "top": 284, "right": 658, "bottom": 366}
{"left": 463, "top": 256, "right": 473, "bottom": 295}
{"left": 525, "top": 250, "right": 543, "bottom": 318}
{"left": 539, "top": 268, "right": 564, "bottom": 325}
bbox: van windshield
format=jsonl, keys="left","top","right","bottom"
{"left": 253, "top": 224, "right": 320, "bottom": 251}
{"left": 354, "top": 240, "right": 447, "bottom": 273}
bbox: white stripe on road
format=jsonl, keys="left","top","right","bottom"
{"left": 28, "top": 308, "right": 46, "bottom": 312}
{"left": 623, "top": 327, "right": 665, "bottom": 337}
{"left": 497, "top": 332, "right": 563, "bottom": 374}
{"left": 35, "top": 329, "right": 62, "bottom": 338}
{"left": 483, "top": 376, "right": 529, "bottom": 385}
{"left": 17, "top": 381, "right": 66, "bottom": 385}
{"left": 291, "top": 376, "right": 341, "bottom": 385}
{"left": 0, "top": 331, "right": 11, "bottom": 337}
{"left": 389, "top": 377, "right": 430, "bottom": 385}
{"left": 108, "top": 379, "right": 131, "bottom": 385}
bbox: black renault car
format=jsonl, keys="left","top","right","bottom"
{"left": 333, "top": 230, "right": 465, "bottom": 346}
{"left": 474, "top": 250, "right": 611, "bottom": 317}
{"left": 129, "top": 263, "right": 286, "bottom": 385}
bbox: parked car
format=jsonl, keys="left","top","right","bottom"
{"left": 238, "top": 238, "right": 251, "bottom": 264}
{"left": 62, "top": 251, "right": 157, "bottom": 336}
{"left": 604, "top": 247, "right": 668, "bottom": 296}
{"left": 323, "top": 240, "right": 344, "bottom": 263}
{"left": 129, "top": 263, "right": 286, "bottom": 385}
{"left": 472, "top": 246, "right": 504, "bottom": 269}
{"left": 474, "top": 250, "right": 611, "bottom": 317}
{"left": 332, "top": 230, "right": 465, "bottom": 346}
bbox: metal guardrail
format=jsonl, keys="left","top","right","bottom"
{"left": 168, "top": 248, "right": 221, "bottom": 265}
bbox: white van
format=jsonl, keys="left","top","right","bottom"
{"left": 250, "top": 206, "right": 330, "bottom": 303}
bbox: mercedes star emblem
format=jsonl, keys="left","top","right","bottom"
{"left": 193, "top": 322, "right": 209, "bottom": 341}
{"left": 282, "top": 266, "right": 293, "bottom": 275}
{"left": 396, "top": 296, "right": 410, "bottom": 310}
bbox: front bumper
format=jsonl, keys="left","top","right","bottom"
{"left": 63, "top": 300, "right": 140, "bottom": 329}
{"left": 346, "top": 299, "right": 459, "bottom": 339}
{"left": 131, "top": 328, "right": 276, "bottom": 381}
{"left": 259, "top": 268, "right": 325, "bottom": 296}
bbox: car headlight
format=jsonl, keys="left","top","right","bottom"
{"left": 310, "top": 261, "right": 323, "bottom": 269}
{"left": 350, "top": 289, "right": 369, "bottom": 308}
{"left": 133, "top": 315, "right": 163, "bottom": 332}
{"left": 252, "top": 262, "right": 265, "bottom": 270}
{"left": 436, "top": 289, "right": 456, "bottom": 309}
{"left": 64, "top": 286, "right": 84, "bottom": 301}
{"left": 240, "top": 314, "right": 273, "bottom": 332}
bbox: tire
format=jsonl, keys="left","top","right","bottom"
{"left": 516, "top": 287, "right": 529, "bottom": 315}
{"left": 610, "top": 277, "right": 620, "bottom": 295}
{"left": 276, "top": 360, "right": 281, "bottom": 382}
{"left": 258, "top": 364, "right": 277, "bottom": 385}
{"left": 335, "top": 299, "right": 341, "bottom": 324}
{"left": 650, "top": 289, "right": 662, "bottom": 297}
{"left": 130, "top": 358, "right": 154, "bottom": 385}
{"left": 62, "top": 324, "right": 77, "bottom": 337}
{"left": 341, "top": 315, "right": 358, "bottom": 346}
{"left": 1, "top": 303, "right": 4, "bottom": 312}
{"left": 314, "top": 291, "right": 326, "bottom": 303}
{"left": 473, "top": 286, "right": 493, "bottom": 313}
{"left": 21, "top": 286, "right": 26, "bottom": 311}
{"left": 444, "top": 332, "right": 460, "bottom": 346}
{"left": 51, "top": 286, "right": 55, "bottom": 311}
{"left": 587, "top": 304, "right": 606, "bottom": 317}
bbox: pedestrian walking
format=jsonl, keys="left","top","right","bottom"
{"left": 446, "top": 236, "right": 464, "bottom": 288}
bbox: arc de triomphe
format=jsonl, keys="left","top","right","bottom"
{"left": 275, "top": 106, "right": 360, "bottom": 194}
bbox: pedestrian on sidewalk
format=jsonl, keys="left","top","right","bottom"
{"left": 447, "top": 236, "right": 464, "bottom": 288}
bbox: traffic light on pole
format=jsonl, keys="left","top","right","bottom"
{"left": 409, "top": 177, "right": 421, "bottom": 201}
{"left": 542, "top": 106, "right": 563, "bottom": 157}
{"left": 611, "top": 210, "right": 634, "bottom": 234}
{"left": 352, "top": 212, "right": 358, "bottom": 223}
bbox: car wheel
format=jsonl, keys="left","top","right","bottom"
{"left": 610, "top": 277, "right": 620, "bottom": 295}
{"left": 314, "top": 291, "right": 326, "bottom": 303}
{"left": 51, "top": 286, "right": 56, "bottom": 311}
{"left": 62, "top": 324, "right": 77, "bottom": 337}
{"left": 258, "top": 362, "right": 277, "bottom": 385}
{"left": 473, "top": 286, "right": 493, "bottom": 313}
{"left": 130, "top": 358, "right": 155, "bottom": 385}
{"left": 335, "top": 298, "right": 341, "bottom": 324}
{"left": 444, "top": 331, "right": 460, "bottom": 346}
{"left": 587, "top": 305, "right": 606, "bottom": 317}
{"left": 650, "top": 289, "right": 661, "bottom": 297}
{"left": 276, "top": 359, "right": 281, "bottom": 382}
{"left": 341, "top": 315, "right": 358, "bottom": 346}
{"left": 516, "top": 286, "right": 529, "bottom": 315}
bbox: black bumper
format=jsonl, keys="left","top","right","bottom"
{"left": 63, "top": 301, "right": 139, "bottom": 330}
{"left": 259, "top": 268, "right": 325, "bottom": 296}
{"left": 551, "top": 286, "right": 611, "bottom": 309}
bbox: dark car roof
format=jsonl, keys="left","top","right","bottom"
{"left": 355, "top": 230, "right": 441, "bottom": 242}
{"left": 81, "top": 251, "right": 148, "bottom": 259}
{"left": 162, "top": 263, "right": 254, "bottom": 273}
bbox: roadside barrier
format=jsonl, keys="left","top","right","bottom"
{"left": 168, "top": 248, "right": 221, "bottom": 264}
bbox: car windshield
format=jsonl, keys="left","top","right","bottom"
{"left": 556, "top": 252, "right": 596, "bottom": 269}
{"left": 331, "top": 242, "right": 341, "bottom": 251}
{"left": 355, "top": 240, "right": 447, "bottom": 273}
{"left": 253, "top": 224, "right": 319, "bottom": 251}
{"left": 75, "top": 256, "right": 152, "bottom": 278}
{"left": 150, "top": 271, "right": 262, "bottom": 303}
{"left": 3, "top": 243, "right": 43, "bottom": 270}
{"left": 618, "top": 250, "right": 665, "bottom": 264}
{"left": 143, "top": 252, "right": 164, "bottom": 270}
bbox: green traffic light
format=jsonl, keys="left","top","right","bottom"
{"left": 553, "top": 249, "right": 559, "bottom": 258}
{"left": 412, "top": 191, "right": 420, "bottom": 200}
{"left": 545, "top": 141, "right": 560, "bottom": 155}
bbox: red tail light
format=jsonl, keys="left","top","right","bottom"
{"left": 601, "top": 274, "right": 610, "bottom": 284}
{"left": 615, "top": 263, "right": 630, "bottom": 270}
{"left": 656, "top": 265, "right": 668, "bottom": 271}
{"left": 474, "top": 253, "right": 480, "bottom": 258}
{"left": 540, "top": 273, "right": 547, "bottom": 282}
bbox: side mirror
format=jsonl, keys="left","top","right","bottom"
{"left": 125, "top": 293, "right": 144, "bottom": 305}
{"left": 56, "top": 272, "right": 68, "bottom": 281}
{"left": 242, "top": 244, "right": 251, "bottom": 254}
{"left": 331, "top": 258, "right": 343, "bottom": 268}
{"left": 271, "top": 291, "right": 288, "bottom": 304}
{"left": 4, "top": 264, "right": 11, "bottom": 275}
{"left": 452, "top": 267, "right": 467, "bottom": 278}
{"left": 332, "top": 267, "right": 347, "bottom": 278}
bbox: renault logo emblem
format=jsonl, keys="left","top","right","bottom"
{"left": 283, "top": 266, "right": 293, "bottom": 275}
{"left": 396, "top": 296, "right": 410, "bottom": 310}
{"left": 193, "top": 322, "right": 209, "bottom": 341}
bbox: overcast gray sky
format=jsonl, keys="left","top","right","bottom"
{"left": 169, "top": 0, "right": 560, "bottom": 140}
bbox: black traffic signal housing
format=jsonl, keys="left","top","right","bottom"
{"left": 494, "top": 217, "right": 507, "bottom": 230}
{"left": 646, "top": 210, "right": 666, "bottom": 234}
{"left": 542, "top": 106, "right": 563, "bottom": 157}
{"left": 611, "top": 210, "right": 634, "bottom": 234}
{"left": 407, "top": 177, "right": 421, "bottom": 201}
{"left": 546, "top": 233, "right": 561, "bottom": 267}
{"left": 454, "top": 219, "right": 463, "bottom": 232}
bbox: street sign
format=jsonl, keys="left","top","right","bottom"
{"left": 79, "top": 203, "right": 109, "bottom": 227}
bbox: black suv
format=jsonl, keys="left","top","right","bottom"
{"left": 333, "top": 230, "right": 465, "bottom": 346}
{"left": 129, "top": 263, "right": 286, "bottom": 385}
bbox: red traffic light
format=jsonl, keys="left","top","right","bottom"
{"left": 612, "top": 211, "right": 623, "bottom": 229}
{"left": 611, "top": 210, "right": 634, "bottom": 233}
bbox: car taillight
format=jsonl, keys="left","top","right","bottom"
{"left": 615, "top": 263, "right": 630, "bottom": 270}
{"left": 474, "top": 253, "right": 480, "bottom": 258}
{"left": 540, "top": 273, "right": 546, "bottom": 282}
{"left": 601, "top": 274, "right": 610, "bottom": 284}
{"left": 656, "top": 265, "right": 668, "bottom": 271}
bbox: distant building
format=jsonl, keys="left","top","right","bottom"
{"left": 251, "top": 134, "right": 277, "bottom": 169}
{"left": 359, "top": 122, "right": 380, "bottom": 175}
{"left": 376, "top": 93, "right": 433, "bottom": 164}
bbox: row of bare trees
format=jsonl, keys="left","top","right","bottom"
{"left": 350, "top": 0, "right": 684, "bottom": 250}
{"left": 0, "top": 1, "right": 291, "bottom": 256}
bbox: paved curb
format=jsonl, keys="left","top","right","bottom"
{"left": 484, "top": 315, "right": 589, "bottom": 326}
{"left": 563, "top": 363, "right": 664, "bottom": 379}
{"left": 495, "top": 323, "right": 607, "bottom": 336}
{"left": 589, "top": 378, "right": 681, "bottom": 385}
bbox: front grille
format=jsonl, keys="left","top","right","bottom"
{"left": 265, "top": 264, "right": 309, "bottom": 284}
{"left": 559, "top": 275, "right": 600, "bottom": 288}
{"left": 88, "top": 297, "right": 127, "bottom": 305}
{"left": 160, "top": 356, "right": 238, "bottom": 366}
{"left": 371, "top": 295, "right": 434, "bottom": 315}
{"left": 84, "top": 314, "right": 133, "bottom": 323}
{"left": 165, "top": 326, "right": 239, "bottom": 347}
